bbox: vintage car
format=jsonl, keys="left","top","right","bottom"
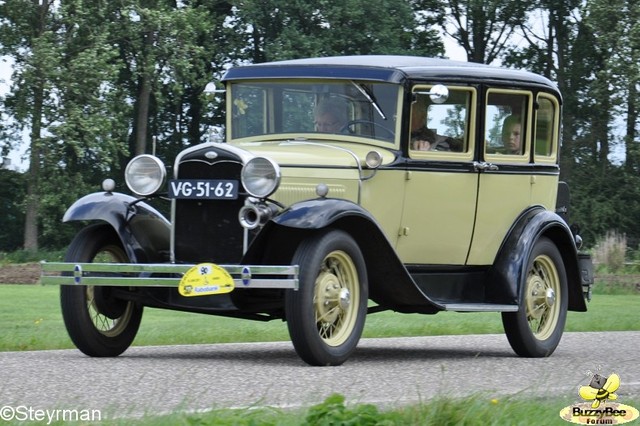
{"left": 41, "top": 56, "right": 593, "bottom": 366}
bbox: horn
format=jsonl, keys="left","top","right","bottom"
{"left": 238, "top": 204, "right": 261, "bottom": 230}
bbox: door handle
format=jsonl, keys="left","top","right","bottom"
{"left": 473, "top": 161, "right": 499, "bottom": 172}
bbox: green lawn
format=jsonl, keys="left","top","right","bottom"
{"left": 2, "top": 284, "right": 638, "bottom": 425}
{"left": 0, "top": 284, "right": 638, "bottom": 352}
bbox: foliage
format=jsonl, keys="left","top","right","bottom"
{"left": 592, "top": 230, "right": 627, "bottom": 272}
{"left": 51, "top": 394, "right": 640, "bottom": 425}
{"left": 0, "top": 169, "right": 26, "bottom": 251}
{"left": 0, "top": 248, "right": 64, "bottom": 264}
{"left": 230, "top": 0, "right": 444, "bottom": 62}
{"left": 0, "top": 1, "right": 639, "bottom": 251}
{"left": 305, "top": 393, "right": 389, "bottom": 426}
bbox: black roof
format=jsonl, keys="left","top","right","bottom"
{"left": 222, "top": 55, "right": 559, "bottom": 93}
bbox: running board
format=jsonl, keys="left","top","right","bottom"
{"left": 440, "top": 303, "right": 519, "bottom": 312}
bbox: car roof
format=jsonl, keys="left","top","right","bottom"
{"left": 222, "top": 55, "right": 559, "bottom": 93}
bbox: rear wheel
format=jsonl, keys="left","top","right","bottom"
{"left": 60, "top": 224, "right": 143, "bottom": 357}
{"left": 502, "top": 237, "right": 567, "bottom": 357}
{"left": 285, "top": 229, "right": 368, "bottom": 366}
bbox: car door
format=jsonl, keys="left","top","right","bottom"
{"left": 465, "top": 89, "right": 535, "bottom": 265}
{"left": 395, "top": 86, "right": 478, "bottom": 265}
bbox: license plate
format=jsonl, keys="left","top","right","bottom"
{"left": 168, "top": 179, "right": 239, "bottom": 199}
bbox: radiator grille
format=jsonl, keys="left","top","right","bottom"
{"left": 174, "top": 159, "right": 245, "bottom": 263}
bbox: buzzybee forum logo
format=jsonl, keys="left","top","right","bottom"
{"left": 559, "top": 372, "right": 639, "bottom": 424}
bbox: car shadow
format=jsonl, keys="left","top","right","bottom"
{"left": 116, "top": 340, "right": 515, "bottom": 366}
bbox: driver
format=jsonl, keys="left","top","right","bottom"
{"left": 314, "top": 98, "right": 348, "bottom": 133}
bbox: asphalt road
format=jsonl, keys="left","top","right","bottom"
{"left": 1, "top": 332, "right": 639, "bottom": 420}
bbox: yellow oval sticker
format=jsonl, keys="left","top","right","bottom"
{"left": 179, "top": 263, "right": 234, "bottom": 297}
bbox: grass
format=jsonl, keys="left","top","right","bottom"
{"left": 2, "top": 283, "right": 639, "bottom": 425}
{"left": 0, "top": 284, "right": 638, "bottom": 352}
{"left": 41, "top": 393, "right": 640, "bottom": 425}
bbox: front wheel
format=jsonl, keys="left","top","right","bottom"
{"left": 60, "top": 224, "right": 143, "bottom": 357}
{"left": 502, "top": 237, "right": 568, "bottom": 357}
{"left": 285, "top": 229, "right": 368, "bottom": 366}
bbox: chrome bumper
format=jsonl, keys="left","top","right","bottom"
{"left": 40, "top": 261, "right": 299, "bottom": 289}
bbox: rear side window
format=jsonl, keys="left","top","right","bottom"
{"left": 534, "top": 94, "right": 559, "bottom": 162}
{"left": 485, "top": 90, "right": 532, "bottom": 160}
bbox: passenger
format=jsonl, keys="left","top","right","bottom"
{"left": 502, "top": 115, "right": 523, "bottom": 154}
{"left": 410, "top": 96, "right": 458, "bottom": 151}
{"left": 314, "top": 99, "right": 348, "bottom": 133}
{"left": 410, "top": 98, "right": 437, "bottom": 150}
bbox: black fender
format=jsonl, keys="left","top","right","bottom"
{"left": 63, "top": 192, "right": 170, "bottom": 263}
{"left": 489, "top": 207, "right": 587, "bottom": 312}
{"left": 242, "top": 198, "right": 443, "bottom": 313}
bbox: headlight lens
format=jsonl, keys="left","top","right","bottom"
{"left": 241, "top": 157, "right": 281, "bottom": 198}
{"left": 124, "top": 155, "right": 166, "bottom": 196}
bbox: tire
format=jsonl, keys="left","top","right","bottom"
{"left": 502, "top": 237, "right": 568, "bottom": 357}
{"left": 285, "top": 229, "right": 368, "bottom": 366}
{"left": 60, "top": 224, "right": 143, "bottom": 357}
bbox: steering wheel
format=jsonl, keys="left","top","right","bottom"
{"left": 340, "top": 120, "right": 395, "bottom": 139}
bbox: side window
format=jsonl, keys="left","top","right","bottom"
{"left": 534, "top": 95, "right": 559, "bottom": 161}
{"left": 485, "top": 91, "right": 531, "bottom": 158}
{"left": 410, "top": 86, "right": 473, "bottom": 155}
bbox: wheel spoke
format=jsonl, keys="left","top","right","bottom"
{"left": 316, "top": 304, "right": 341, "bottom": 325}
{"left": 312, "top": 250, "right": 359, "bottom": 345}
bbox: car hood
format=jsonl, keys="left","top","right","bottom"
{"left": 231, "top": 139, "right": 397, "bottom": 168}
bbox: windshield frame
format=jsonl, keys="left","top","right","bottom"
{"left": 226, "top": 79, "right": 403, "bottom": 148}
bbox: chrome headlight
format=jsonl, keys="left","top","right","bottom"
{"left": 124, "top": 155, "right": 166, "bottom": 196}
{"left": 241, "top": 157, "right": 281, "bottom": 198}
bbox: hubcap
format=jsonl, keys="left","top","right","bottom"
{"left": 339, "top": 287, "right": 351, "bottom": 310}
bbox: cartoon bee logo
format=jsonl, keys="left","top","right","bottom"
{"left": 579, "top": 373, "right": 620, "bottom": 408}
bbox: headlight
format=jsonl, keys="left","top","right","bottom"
{"left": 124, "top": 155, "right": 166, "bottom": 196}
{"left": 241, "top": 157, "right": 281, "bottom": 198}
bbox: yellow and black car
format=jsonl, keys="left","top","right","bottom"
{"left": 42, "top": 56, "right": 593, "bottom": 366}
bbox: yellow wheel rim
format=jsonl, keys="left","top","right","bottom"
{"left": 313, "top": 250, "right": 360, "bottom": 346}
{"left": 86, "top": 244, "right": 135, "bottom": 337}
{"left": 525, "top": 254, "right": 561, "bottom": 340}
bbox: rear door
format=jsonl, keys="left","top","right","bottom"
{"left": 467, "top": 89, "right": 561, "bottom": 265}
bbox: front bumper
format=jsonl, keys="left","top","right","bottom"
{"left": 40, "top": 262, "right": 298, "bottom": 290}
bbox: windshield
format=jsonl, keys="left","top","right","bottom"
{"left": 228, "top": 80, "right": 400, "bottom": 143}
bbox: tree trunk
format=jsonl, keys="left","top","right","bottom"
{"left": 24, "top": 83, "right": 44, "bottom": 251}
{"left": 625, "top": 80, "right": 638, "bottom": 171}
{"left": 135, "top": 74, "right": 152, "bottom": 155}
{"left": 134, "top": 30, "right": 155, "bottom": 156}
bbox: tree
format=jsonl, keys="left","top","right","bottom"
{"left": 231, "top": 0, "right": 444, "bottom": 62}
{"left": 585, "top": 0, "right": 640, "bottom": 172}
{"left": 109, "top": 1, "right": 233, "bottom": 163}
{"left": 424, "top": 0, "right": 530, "bottom": 64}
{"left": 0, "top": 1, "right": 130, "bottom": 250}
{"left": 0, "top": 0, "right": 60, "bottom": 251}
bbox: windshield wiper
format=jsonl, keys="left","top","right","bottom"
{"left": 351, "top": 81, "right": 386, "bottom": 120}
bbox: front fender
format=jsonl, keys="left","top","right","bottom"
{"left": 489, "top": 207, "right": 586, "bottom": 311}
{"left": 243, "top": 198, "right": 443, "bottom": 313}
{"left": 63, "top": 192, "right": 170, "bottom": 263}
{"left": 271, "top": 197, "right": 374, "bottom": 229}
